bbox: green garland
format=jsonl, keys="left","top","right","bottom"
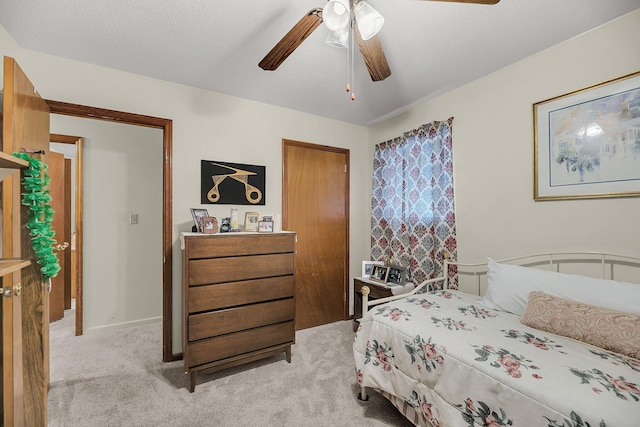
{"left": 12, "top": 152, "right": 61, "bottom": 280}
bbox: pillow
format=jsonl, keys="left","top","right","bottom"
{"left": 482, "top": 258, "right": 640, "bottom": 316}
{"left": 521, "top": 291, "right": 640, "bottom": 359}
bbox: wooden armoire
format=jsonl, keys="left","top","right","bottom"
{"left": 1, "top": 56, "right": 51, "bottom": 426}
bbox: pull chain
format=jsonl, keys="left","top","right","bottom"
{"left": 350, "top": 15, "right": 355, "bottom": 100}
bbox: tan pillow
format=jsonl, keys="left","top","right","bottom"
{"left": 521, "top": 291, "right": 640, "bottom": 359}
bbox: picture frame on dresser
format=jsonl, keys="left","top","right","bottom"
{"left": 190, "top": 208, "right": 209, "bottom": 232}
{"left": 258, "top": 220, "right": 274, "bottom": 233}
{"left": 244, "top": 211, "right": 260, "bottom": 231}
{"left": 200, "top": 216, "right": 218, "bottom": 234}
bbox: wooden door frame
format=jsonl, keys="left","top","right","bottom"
{"left": 282, "top": 139, "right": 350, "bottom": 322}
{"left": 49, "top": 134, "right": 83, "bottom": 336}
{"left": 45, "top": 100, "right": 175, "bottom": 362}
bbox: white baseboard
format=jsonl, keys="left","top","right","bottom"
{"left": 84, "top": 316, "right": 161, "bottom": 334}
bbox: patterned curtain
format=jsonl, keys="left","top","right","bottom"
{"left": 370, "top": 117, "right": 458, "bottom": 288}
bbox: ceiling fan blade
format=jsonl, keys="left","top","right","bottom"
{"left": 420, "top": 0, "right": 500, "bottom": 4}
{"left": 354, "top": 29, "right": 391, "bottom": 82}
{"left": 259, "top": 8, "right": 323, "bottom": 71}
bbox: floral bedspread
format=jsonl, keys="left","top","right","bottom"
{"left": 353, "top": 290, "right": 640, "bottom": 427}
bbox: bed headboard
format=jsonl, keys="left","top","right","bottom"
{"left": 443, "top": 251, "right": 640, "bottom": 295}
{"left": 359, "top": 251, "right": 640, "bottom": 318}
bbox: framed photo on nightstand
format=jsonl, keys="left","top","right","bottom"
{"left": 362, "top": 261, "right": 384, "bottom": 278}
{"left": 386, "top": 265, "right": 406, "bottom": 285}
{"left": 369, "top": 265, "right": 390, "bottom": 284}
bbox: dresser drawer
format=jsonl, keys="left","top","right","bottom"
{"left": 188, "top": 253, "right": 294, "bottom": 285}
{"left": 188, "top": 276, "right": 294, "bottom": 313}
{"left": 189, "top": 298, "right": 294, "bottom": 341}
{"left": 188, "top": 321, "right": 294, "bottom": 368}
{"left": 186, "top": 233, "right": 295, "bottom": 259}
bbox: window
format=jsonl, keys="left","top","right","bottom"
{"left": 370, "top": 118, "right": 457, "bottom": 286}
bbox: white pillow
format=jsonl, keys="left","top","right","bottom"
{"left": 482, "top": 258, "right": 640, "bottom": 316}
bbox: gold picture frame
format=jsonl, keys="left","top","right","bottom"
{"left": 533, "top": 70, "right": 640, "bottom": 201}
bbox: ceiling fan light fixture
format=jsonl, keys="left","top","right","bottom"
{"left": 326, "top": 28, "right": 349, "bottom": 48}
{"left": 354, "top": 1, "right": 384, "bottom": 40}
{"left": 322, "top": 0, "right": 350, "bottom": 31}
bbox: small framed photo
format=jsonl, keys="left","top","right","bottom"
{"left": 258, "top": 220, "right": 274, "bottom": 233}
{"left": 190, "top": 208, "right": 209, "bottom": 233}
{"left": 261, "top": 215, "right": 273, "bottom": 222}
{"left": 362, "top": 261, "right": 384, "bottom": 279}
{"left": 244, "top": 212, "right": 260, "bottom": 232}
{"left": 200, "top": 216, "right": 218, "bottom": 234}
{"left": 369, "top": 265, "right": 390, "bottom": 284}
{"left": 386, "top": 265, "right": 406, "bottom": 285}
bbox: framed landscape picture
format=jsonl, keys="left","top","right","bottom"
{"left": 533, "top": 70, "right": 640, "bottom": 200}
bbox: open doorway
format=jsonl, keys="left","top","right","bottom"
{"left": 45, "top": 100, "right": 175, "bottom": 362}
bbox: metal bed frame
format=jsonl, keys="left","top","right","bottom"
{"left": 357, "top": 251, "right": 640, "bottom": 401}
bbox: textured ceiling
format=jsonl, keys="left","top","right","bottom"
{"left": 1, "top": 0, "right": 638, "bottom": 126}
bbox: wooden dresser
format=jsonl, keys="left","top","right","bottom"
{"left": 182, "top": 231, "right": 296, "bottom": 392}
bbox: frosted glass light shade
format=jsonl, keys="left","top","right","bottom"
{"left": 354, "top": 1, "right": 384, "bottom": 40}
{"left": 326, "top": 28, "right": 349, "bottom": 48}
{"left": 323, "top": 0, "right": 350, "bottom": 31}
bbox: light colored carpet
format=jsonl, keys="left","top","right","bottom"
{"left": 48, "top": 311, "right": 413, "bottom": 426}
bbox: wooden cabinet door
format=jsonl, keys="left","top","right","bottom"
{"left": 2, "top": 56, "right": 51, "bottom": 427}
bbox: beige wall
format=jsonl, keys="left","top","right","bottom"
{"left": 370, "top": 10, "right": 640, "bottom": 276}
{"left": 51, "top": 116, "right": 164, "bottom": 333}
{"left": 0, "top": 25, "right": 370, "bottom": 353}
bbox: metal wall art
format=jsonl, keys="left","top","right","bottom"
{"left": 201, "top": 160, "right": 266, "bottom": 205}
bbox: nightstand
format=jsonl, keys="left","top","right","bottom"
{"left": 353, "top": 277, "right": 414, "bottom": 331}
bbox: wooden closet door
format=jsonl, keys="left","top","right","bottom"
{"left": 283, "top": 140, "right": 349, "bottom": 330}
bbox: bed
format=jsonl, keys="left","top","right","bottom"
{"left": 353, "top": 252, "right": 640, "bottom": 426}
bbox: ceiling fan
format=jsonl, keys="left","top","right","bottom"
{"left": 259, "top": 0, "right": 500, "bottom": 99}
